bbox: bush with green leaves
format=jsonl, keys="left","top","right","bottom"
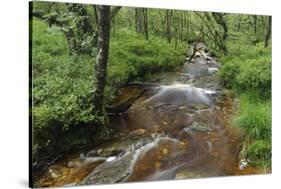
{"left": 108, "top": 29, "right": 185, "bottom": 86}
{"left": 236, "top": 57, "right": 271, "bottom": 97}
{"left": 220, "top": 42, "right": 271, "bottom": 98}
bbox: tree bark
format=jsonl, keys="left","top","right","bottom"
{"left": 62, "top": 28, "right": 78, "bottom": 56}
{"left": 264, "top": 16, "right": 272, "bottom": 48}
{"left": 93, "top": 5, "right": 111, "bottom": 127}
{"left": 253, "top": 15, "right": 257, "bottom": 36}
{"left": 135, "top": 8, "right": 142, "bottom": 33}
{"left": 166, "top": 10, "right": 173, "bottom": 43}
{"left": 143, "top": 8, "right": 149, "bottom": 40}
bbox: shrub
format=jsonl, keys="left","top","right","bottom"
{"left": 108, "top": 29, "right": 185, "bottom": 85}
{"left": 236, "top": 57, "right": 271, "bottom": 97}
{"left": 32, "top": 19, "right": 68, "bottom": 56}
{"left": 219, "top": 41, "right": 271, "bottom": 98}
{"left": 219, "top": 60, "right": 239, "bottom": 88}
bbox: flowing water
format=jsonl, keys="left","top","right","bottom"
{"left": 36, "top": 44, "right": 263, "bottom": 187}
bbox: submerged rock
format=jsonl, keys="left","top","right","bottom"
{"left": 175, "top": 170, "right": 201, "bottom": 180}
{"left": 86, "top": 148, "right": 124, "bottom": 158}
{"left": 184, "top": 121, "right": 214, "bottom": 132}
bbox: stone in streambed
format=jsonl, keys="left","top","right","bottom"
{"left": 81, "top": 152, "right": 134, "bottom": 185}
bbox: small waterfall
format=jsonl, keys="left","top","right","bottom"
{"left": 143, "top": 163, "right": 185, "bottom": 181}
{"left": 145, "top": 84, "right": 214, "bottom": 107}
{"left": 127, "top": 137, "right": 188, "bottom": 181}
{"left": 130, "top": 137, "right": 180, "bottom": 165}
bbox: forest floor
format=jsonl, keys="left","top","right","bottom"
{"left": 35, "top": 44, "right": 266, "bottom": 187}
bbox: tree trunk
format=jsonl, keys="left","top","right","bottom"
{"left": 212, "top": 12, "right": 228, "bottom": 54}
{"left": 63, "top": 28, "right": 78, "bottom": 56}
{"left": 253, "top": 15, "right": 257, "bottom": 36}
{"left": 264, "top": 16, "right": 272, "bottom": 48}
{"left": 135, "top": 8, "right": 148, "bottom": 40}
{"left": 235, "top": 15, "right": 242, "bottom": 32}
{"left": 135, "top": 8, "right": 142, "bottom": 33}
{"left": 111, "top": 6, "right": 122, "bottom": 20}
{"left": 93, "top": 5, "right": 99, "bottom": 47}
{"left": 166, "top": 10, "right": 173, "bottom": 43}
{"left": 143, "top": 8, "right": 149, "bottom": 40}
{"left": 93, "top": 5, "right": 111, "bottom": 128}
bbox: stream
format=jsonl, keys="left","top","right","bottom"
{"left": 36, "top": 43, "right": 262, "bottom": 187}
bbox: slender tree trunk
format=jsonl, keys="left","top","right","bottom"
{"left": 93, "top": 5, "right": 111, "bottom": 128}
{"left": 253, "top": 15, "right": 257, "bottom": 36}
{"left": 212, "top": 12, "right": 228, "bottom": 54}
{"left": 166, "top": 10, "right": 173, "bottom": 43}
{"left": 135, "top": 8, "right": 142, "bottom": 33}
{"left": 110, "top": 6, "right": 122, "bottom": 38}
{"left": 174, "top": 27, "right": 178, "bottom": 49}
{"left": 143, "top": 8, "right": 149, "bottom": 40}
{"left": 180, "top": 12, "right": 184, "bottom": 42}
{"left": 63, "top": 28, "right": 77, "bottom": 56}
{"left": 93, "top": 5, "right": 99, "bottom": 47}
{"left": 111, "top": 6, "right": 122, "bottom": 20}
{"left": 264, "top": 16, "right": 272, "bottom": 48}
{"left": 235, "top": 15, "right": 242, "bottom": 32}
{"left": 135, "top": 8, "right": 148, "bottom": 39}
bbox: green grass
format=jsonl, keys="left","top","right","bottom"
{"left": 233, "top": 94, "right": 271, "bottom": 169}
{"left": 234, "top": 94, "right": 271, "bottom": 141}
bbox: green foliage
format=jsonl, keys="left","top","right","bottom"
{"left": 220, "top": 42, "right": 271, "bottom": 98}
{"left": 233, "top": 93, "right": 271, "bottom": 169}
{"left": 246, "top": 140, "right": 271, "bottom": 168}
{"left": 236, "top": 57, "right": 271, "bottom": 97}
{"left": 31, "top": 20, "right": 186, "bottom": 167}
{"left": 234, "top": 94, "right": 271, "bottom": 141}
{"left": 108, "top": 29, "right": 185, "bottom": 86}
{"left": 32, "top": 20, "right": 95, "bottom": 166}
{"left": 219, "top": 61, "right": 239, "bottom": 88}
{"left": 32, "top": 19, "right": 68, "bottom": 56}
{"left": 220, "top": 37, "right": 272, "bottom": 169}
